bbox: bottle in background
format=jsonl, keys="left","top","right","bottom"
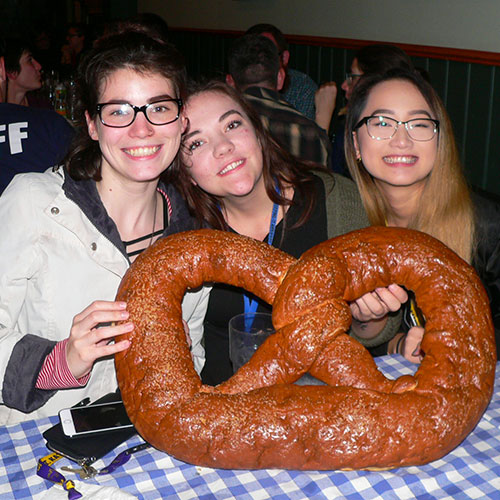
{"left": 54, "top": 81, "right": 67, "bottom": 117}
{"left": 66, "top": 78, "right": 78, "bottom": 122}
{"left": 45, "top": 69, "right": 59, "bottom": 108}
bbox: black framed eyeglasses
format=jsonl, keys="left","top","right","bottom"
{"left": 345, "top": 72, "right": 363, "bottom": 85}
{"left": 96, "top": 99, "right": 183, "bottom": 128}
{"left": 354, "top": 115, "right": 440, "bottom": 142}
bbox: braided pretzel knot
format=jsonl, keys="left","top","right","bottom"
{"left": 115, "top": 227, "right": 496, "bottom": 470}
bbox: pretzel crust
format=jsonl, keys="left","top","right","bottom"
{"left": 115, "top": 227, "right": 496, "bottom": 470}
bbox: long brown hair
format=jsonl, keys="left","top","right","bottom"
{"left": 345, "top": 68, "right": 475, "bottom": 262}
{"left": 167, "top": 80, "right": 322, "bottom": 231}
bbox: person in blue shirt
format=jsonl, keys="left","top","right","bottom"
{"left": 0, "top": 38, "right": 73, "bottom": 193}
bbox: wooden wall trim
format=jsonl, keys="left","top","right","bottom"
{"left": 170, "top": 27, "right": 500, "bottom": 67}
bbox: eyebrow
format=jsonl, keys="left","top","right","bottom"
{"left": 183, "top": 109, "right": 244, "bottom": 141}
{"left": 99, "top": 94, "right": 176, "bottom": 105}
{"left": 371, "top": 108, "right": 433, "bottom": 118}
{"left": 219, "top": 109, "right": 243, "bottom": 122}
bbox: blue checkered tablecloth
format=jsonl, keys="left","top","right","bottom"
{"left": 1, "top": 355, "right": 500, "bottom": 499}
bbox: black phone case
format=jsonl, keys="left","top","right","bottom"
{"left": 43, "top": 392, "right": 137, "bottom": 464}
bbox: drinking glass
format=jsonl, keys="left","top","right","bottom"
{"left": 229, "top": 312, "right": 274, "bottom": 373}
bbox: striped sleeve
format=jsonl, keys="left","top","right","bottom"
{"left": 35, "top": 338, "right": 91, "bottom": 389}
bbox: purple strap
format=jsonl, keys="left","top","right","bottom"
{"left": 37, "top": 441, "right": 150, "bottom": 496}
{"left": 37, "top": 460, "right": 82, "bottom": 499}
{"left": 98, "top": 442, "right": 151, "bottom": 474}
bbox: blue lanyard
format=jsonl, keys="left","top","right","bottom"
{"left": 243, "top": 192, "right": 280, "bottom": 329}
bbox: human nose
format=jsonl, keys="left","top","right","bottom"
{"left": 389, "top": 123, "right": 413, "bottom": 147}
{"left": 341, "top": 78, "right": 349, "bottom": 92}
{"left": 33, "top": 58, "right": 42, "bottom": 71}
{"left": 213, "top": 135, "right": 234, "bottom": 158}
{"left": 128, "top": 111, "right": 154, "bottom": 138}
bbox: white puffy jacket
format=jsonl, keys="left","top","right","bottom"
{"left": 0, "top": 167, "right": 209, "bottom": 425}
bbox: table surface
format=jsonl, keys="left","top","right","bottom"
{"left": 1, "top": 355, "right": 500, "bottom": 500}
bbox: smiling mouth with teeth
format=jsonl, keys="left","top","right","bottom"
{"left": 124, "top": 146, "right": 161, "bottom": 157}
{"left": 218, "top": 159, "right": 244, "bottom": 175}
{"left": 383, "top": 156, "right": 417, "bottom": 165}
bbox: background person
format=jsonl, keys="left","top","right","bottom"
{"left": 60, "top": 23, "right": 88, "bottom": 78}
{"left": 245, "top": 23, "right": 336, "bottom": 132}
{"left": 0, "top": 38, "right": 74, "bottom": 193}
{"left": 345, "top": 67, "right": 500, "bottom": 361}
{"left": 226, "top": 34, "right": 331, "bottom": 168}
{"left": 3, "top": 37, "right": 47, "bottom": 107}
{"left": 0, "top": 31, "right": 209, "bottom": 425}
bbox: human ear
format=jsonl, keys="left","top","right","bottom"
{"left": 226, "top": 74, "right": 236, "bottom": 88}
{"left": 180, "top": 114, "right": 188, "bottom": 134}
{"left": 6, "top": 70, "right": 19, "bottom": 81}
{"left": 281, "top": 50, "right": 290, "bottom": 67}
{"left": 276, "top": 67, "right": 286, "bottom": 91}
{"left": 85, "top": 110, "right": 99, "bottom": 141}
{"left": 353, "top": 131, "right": 361, "bottom": 160}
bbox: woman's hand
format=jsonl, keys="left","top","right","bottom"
{"left": 315, "top": 81, "right": 337, "bottom": 131}
{"left": 350, "top": 284, "right": 408, "bottom": 340}
{"left": 65, "top": 300, "right": 133, "bottom": 380}
{"left": 350, "top": 284, "right": 408, "bottom": 322}
{"left": 403, "top": 326, "right": 424, "bottom": 363}
{"left": 390, "top": 327, "right": 424, "bottom": 363}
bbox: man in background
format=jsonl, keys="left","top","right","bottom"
{"left": 3, "top": 38, "right": 45, "bottom": 107}
{"left": 60, "top": 24, "right": 87, "bottom": 78}
{"left": 226, "top": 34, "right": 331, "bottom": 167}
{"left": 246, "top": 23, "right": 336, "bottom": 132}
{"left": 0, "top": 39, "right": 73, "bottom": 194}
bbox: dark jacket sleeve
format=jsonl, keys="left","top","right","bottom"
{"left": 2, "top": 334, "right": 57, "bottom": 413}
{"left": 472, "top": 191, "right": 500, "bottom": 358}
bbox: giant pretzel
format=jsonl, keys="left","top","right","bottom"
{"left": 115, "top": 227, "right": 496, "bottom": 470}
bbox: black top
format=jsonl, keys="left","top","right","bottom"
{"left": 471, "top": 190, "right": 500, "bottom": 356}
{"left": 201, "top": 176, "right": 328, "bottom": 385}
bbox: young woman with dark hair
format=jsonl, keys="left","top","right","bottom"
{"left": 345, "top": 67, "right": 500, "bottom": 361}
{"left": 0, "top": 31, "right": 209, "bottom": 424}
{"left": 169, "top": 81, "right": 405, "bottom": 385}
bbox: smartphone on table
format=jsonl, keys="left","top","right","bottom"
{"left": 59, "top": 400, "right": 134, "bottom": 438}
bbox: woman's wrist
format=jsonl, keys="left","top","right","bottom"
{"left": 350, "top": 315, "right": 388, "bottom": 340}
{"left": 388, "top": 333, "right": 406, "bottom": 355}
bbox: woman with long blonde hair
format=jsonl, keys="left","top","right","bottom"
{"left": 345, "top": 67, "right": 500, "bottom": 360}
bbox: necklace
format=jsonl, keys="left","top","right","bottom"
{"left": 149, "top": 191, "right": 158, "bottom": 248}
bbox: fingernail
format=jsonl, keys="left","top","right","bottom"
{"left": 120, "top": 311, "right": 129, "bottom": 318}
{"left": 118, "top": 302, "right": 127, "bottom": 308}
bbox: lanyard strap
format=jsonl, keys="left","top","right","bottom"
{"left": 37, "top": 453, "right": 82, "bottom": 499}
{"left": 37, "top": 442, "right": 151, "bottom": 498}
{"left": 243, "top": 191, "right": 280, "bottom": 329}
